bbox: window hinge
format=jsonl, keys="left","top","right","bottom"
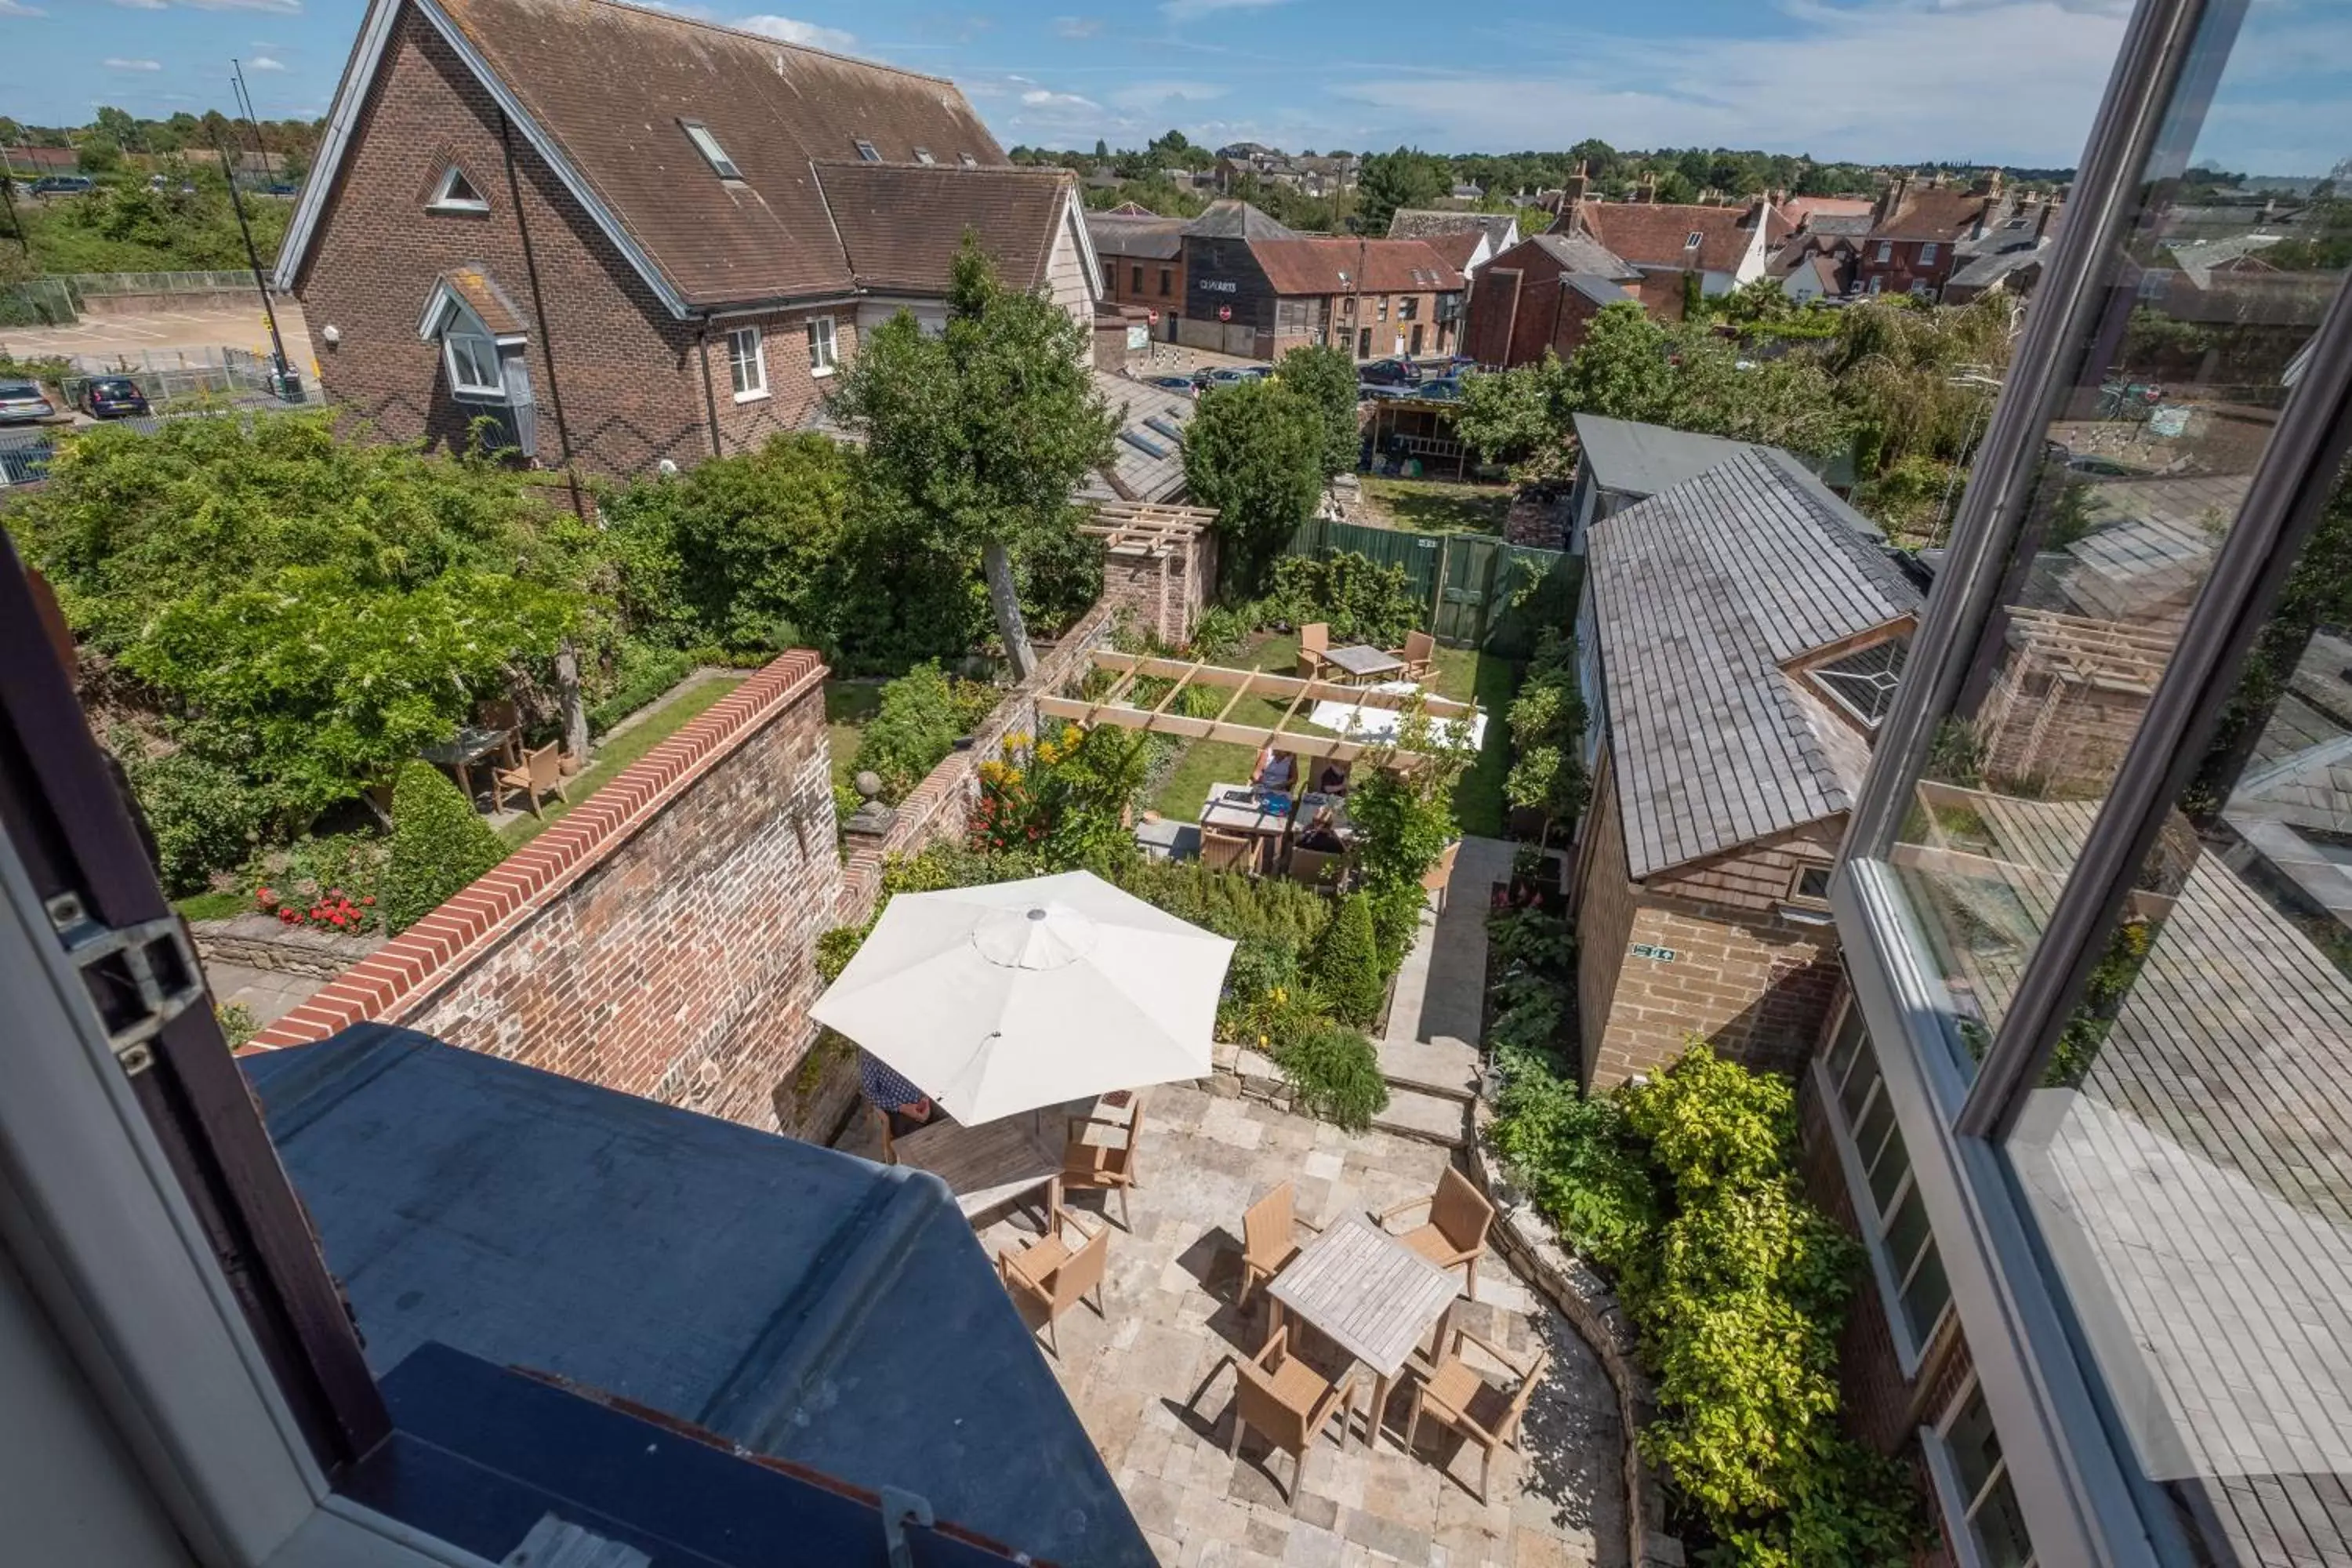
{"left": 45, "top": 892, "right": 203, "bottom": 1076}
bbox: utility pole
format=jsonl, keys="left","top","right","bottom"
{"left": 230, "top": 60, "right": 276, "bottom": 187}
{"left": 211, "top": 125, "right": 290, "bottom": 390}
{"left": 0, "top": 172, "right": 28, "bottom": 260}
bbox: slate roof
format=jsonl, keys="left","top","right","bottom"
{"left": 1588, "top": 450, "right": 1918, "bottom": 877}
{"left": 245, "top": 1025, "right": 1153, "bottom": 1568}
{"left": 1565, "top": 274, "right": 1639, "bottom": 307}
{"left": 1570, "top": 201, "right": 1762, "bottom": 273}
{"left": 1082, "top": 370, "right": 1193, "bottom": 504}
{"left": 817, "top": 161, "right": 1074, "bottom": 295}
{"left": 1523, "top": 231, "right": 1642, "bottom": 281}
{"left": 1246, "top": 237, "right": 1465, "bottom": 296}
{"left": 1087, "top": 210, "right": 1189, "bottom": 260}
{"left": 1184, "top": 198, "right": 1298, "bottom": 241}
{"left": 1574, "top": 412, "right": 1880, "bottom": 539}
{"left": 1385, "top": 209, "right": 1515, "bottom": 245}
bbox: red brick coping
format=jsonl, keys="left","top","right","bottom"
{"left": 241, "top": 652, "right": 829, "bottom": 1054}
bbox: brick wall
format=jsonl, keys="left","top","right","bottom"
{"left": 1464, "top": 261, "right": 1615, "bottom": 370}
{"left": 242, "top": 652, "right": 843, "bottom": 1136}
{"left": 1096, "top": 529, "right": 1214, "bottom": 646}
{"left": 1573, "top": 760, "right": 1642, "bottom": 1087}
{"left": 294, "top": 5, "right": 848, "bottom": 478}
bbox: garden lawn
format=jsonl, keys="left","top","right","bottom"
{"left": 1359, "top": 476, "right": 1514, "bottom": 535}
{"left": 825, "top": 680, "right": 884, "bottom": 790}
{"left": 501, "top": 674, "right": 748, "bottom": 848}
{"left": 173, "top": 888, "right": 250, "bottom": 922}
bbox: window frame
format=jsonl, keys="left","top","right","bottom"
{"left": 805, "top": 315, "right": 838, "bottom": 377}
{"left": 679, "top": 118, "right": 742, "bottom": 181}
{"left": 852, "top": 138, "right": 880, "bottom": 163}
{"left": 1920, "top": 241, "right": 1940, "bottom": 266}
{"left": 1823, "top": 1, "right": 2352, "bottom": 1564}
{"left": 425, "top": 165, "right": 487, "bottom": 214}
{"left": 1923, "top": 1373, "right": 2042, "bottom": 1568}
{"left": 725, "top": 325, "right": 768, "bottom": 402}
{"left": 441, "top": 332, "right": 505, "bottom": 401}
{"left": 1876, "top": 240, "right": 1893, "bottom": 263}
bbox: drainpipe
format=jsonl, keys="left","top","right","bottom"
{"left": 696, "top": 317, "right": 723, "bottom": 459}
{"left": 498, "top": 109, "right": 583, "bottom": 517}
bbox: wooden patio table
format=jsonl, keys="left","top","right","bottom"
{"left": 892, "top": 1094, "right": 1138, "bottom": 1224}
{"left": 1322, "top": 644, "right": 1405, "bottom": 685}
{"left": 1265, "top": 1212, "right": 1460, "bottom": 1450}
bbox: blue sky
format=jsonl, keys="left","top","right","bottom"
{"left": 0, "top": 0, "right": 2345, "bottom": 174}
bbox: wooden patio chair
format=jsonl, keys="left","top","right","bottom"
{"left": 1374, "top": 1166, "right": 1494, "bottom": 1301}
{"left": 997, "top": 1208, "right": 1110, "bottom": 1358}
{"left": 1420, "top": 837, "right": 1462, "bottom": 913}
{"left": 1387, "top": 629, "right": 1436, "bottom": 682}
{"left": 1408, "top": 1327, "right": 1551, "bottom": 1502}
{"left": 1295, "top": 622, "right": 1331, "bottom": 680}
{"left": 1236, "top": 1179, "right": 1321, "bottom": 1310}
{"left": 1200, "top": 827, "right": 1255, "bottom": 873}
{"left": 492, "top": 742, "right": 568, "bottom": 819}
{"left": 1226, "top": 1324, "right": 1359, "bottom": 1508}
{"left": 1062, "top": 1100, "right": 1142, "bottom": 1229}
{"left": 1285, "top": 844, "right": 1348, "bottom": 893}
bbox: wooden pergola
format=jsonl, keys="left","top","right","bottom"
{"left": 1037, "top": 650, "right": 1475, "bottom": 765}
{"left": 1078, "top": 502, "right": 1218, "bottom": 557}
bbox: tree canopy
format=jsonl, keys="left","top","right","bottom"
{"left": 1272, "top": 343, "right": 1361, "bottom": 478}
{"left": 1182, "top": 378, "right": 1327, "bottom": 593}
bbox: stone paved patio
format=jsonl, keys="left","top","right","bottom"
{"left": 968, "top": 1083, "right": 1627, "bottom": 1567}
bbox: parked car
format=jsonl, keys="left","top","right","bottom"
{"left": 1358, "top": 358, "right": 1422, "bottom": 387}
{"left": 29, "top": 176, "right": 93, "bottom": 196}
{"left": 78, "top": 376, "right": 150, "bottom": 420}
{"left": 1192, "top": 366, "right": 1254, "bottom": 391}
{"left": 1414, "top": 376, "right": 1464, "bottom": 401}
{"left": 1142, "top": 375, "right": 1197, "bottom": 396}
{"left": 0, "top": 382, "right": 56, "bottom": 424}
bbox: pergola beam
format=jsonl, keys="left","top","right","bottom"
{"left": 1087, "top": 652, "right": 1473, "bottom": 718}
{"left": 1035, "top": 695, "right": 1420, "bottom": 764}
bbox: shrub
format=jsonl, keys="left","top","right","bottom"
{"left": 1490, "top": 1059, "right": 1659, "bottom": 1265}
{"left": 215, "top": 1001, "right": 260, "bottom": 1051}
{"left": 247, "top": 831, "right": 390, "bottom": 935}
{"left": 118, "top": 744, "right": 272, "bottom": 895}
{"left": 1306, "top": 892, "right": 1385, "bottom": 1028}
{"left": 1273, "top": 1022, "right": 1388, "bottom": 1131}
{"left": 1265, "top": 552, "right": 1420, "bottom": 647}
{"left": 1184, "top": 378, "right": 1328, "bottom": 593}
{"left": 1107, "top": 858, "right": 1330, "bottom": 951}
{"left": 1617, "top": 1043, "right": 1798, "bottom": 1200}
{"left": 382, "top": 761, "right": 509, "bottom": 932}
{"left": 853, "top": 663, "right": 985, "bottom": 801}
{"left": 588, "top": 641, "right": 697, "bottom": 735}
{"left": 1501, "top": 630, "right": 1588, "bottom": 832}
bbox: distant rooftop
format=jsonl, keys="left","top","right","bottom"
{"left": 1574, "top": 412, "right": 1878, "bottom": 538}
{"left": 246, "top": 1025, "right": 1153, "bottom": 1567}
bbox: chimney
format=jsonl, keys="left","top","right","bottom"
{"left": 1744, "top": 193, "right": 1769, "bottom": 229}
{"left": 2036, "top": 197, "right": 2057, "bottom": 241}
{"left": 1640, "top": 172, "right": 1658, "bottom": 204}
{"left": 1875, "top": 176, "right": 1909, "bottom": 227}
{"left": 1564, "top": 160, "right": 1589, "bottom": 220}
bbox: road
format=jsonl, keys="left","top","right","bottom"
{"left": 0, "top": 298, "right": 318, "bottom": 378}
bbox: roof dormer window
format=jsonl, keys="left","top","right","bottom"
{"left": 958, "top": 152, "right": 978, "bottom": 169}
{"left": 913, "top": 147, "right": 936, "bottom": 165}
{"left": 680, "top": 120, "right": 742, "bottom": 180}
{"left": 1685, "top": 230, "right": 1704, "bottom": 248}
{"left": 427, "top": 165, "right": 488, "bottom": 213}
{"left": 853, "top": 138, "right": 880, "bottom": 162}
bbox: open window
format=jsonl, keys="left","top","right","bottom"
{"left": 806, "top": 315, "right": 838, "bottom": 376}
{"left": 416, "top": 271, "right": 535, "bottom": 455}
{"left": 426, "top": 165, "right": 488, "bottom": 213}
{"left": 912, "top": 147, "right": 936, "bottom": 165}
{"left": 680, "top": 119, "right": 742, "bottom": 180}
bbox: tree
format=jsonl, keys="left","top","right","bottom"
{"left": 1453, "top": 353, "right": 1577, "bottom": 476}
{"left": 93, "top": 106, "right": 142, "bottom": 154}
{"left": 1273, "top": 343, "right": 1359, "bottom": 477}
{"left": 1306, "top": 893, "right": 1384, "bottom": 1028}
{"left": 382, "top": 761, "right": 510, "bottom": 932}
{"left": 1356, "top": 147, "right": 1445, "bottom": 232}
{"left": 75, "top": 135, "right": 123, "bottom": 175}
{"left": 832, "top": 234, "right": 1115, "bottom": 679}
{"left": 1181, "top": 379, "right": 1327, "bottom": 593}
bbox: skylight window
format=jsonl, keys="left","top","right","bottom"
{"left": 680, "top": 120, "right": 742, "bottom": 180}
{"left": 427, "top": 165, "right": 488, "bottom": 213}
{"left": 1119, "top": 430, "right": 1170, "bottom": 459}
{"left": 1685, "top": 230, "right": 1704, "bottom": 247}
{"left": 1811, "top": 638, "right": 1910, "bottom": 730}
{"left": 959, "top": 152, "right": 978, "bottom": 169}
{"left": 1144, "top": 415, "right": 1185, "bottom": 443}
{"left": 913, "top": 147, "right": 936, "bottom": 165}
{"left": 853, "top": 138, "right": 881, "bottom": 162}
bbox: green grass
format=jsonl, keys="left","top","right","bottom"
{"left": 501, "top": 674, "right": 749, "bottom": 848}
{"left": 1359, "top": 477, "right": 1515, "bottom": 535}
{"left": 173, "top": 888, "right": 249, "bottom": 922}
{"left": 825, "top": 680, "right": 884, "bottom": 789}
{"left": 1451, "top": 646, "right": 1519, "bottom": 838}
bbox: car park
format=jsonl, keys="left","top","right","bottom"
{"left": 0, "top": 382, "right": 57, "bottom": 424}
{"left": 78, "top": 376, "right": 151, "bottom": 420}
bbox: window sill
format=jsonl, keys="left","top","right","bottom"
{"left": 808, "top": 365, "right": 837, "bottom": 379}
{"left": 426, "top": 201, "right": 489, "bottom": 216}
{"left": 732, "top": 389, "right": 771, "bottom": 405}
{"left": 451, "top": 389, "right": 510, "bottom": 405}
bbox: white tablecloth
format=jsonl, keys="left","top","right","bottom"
{"left": 1308, "top": 681, "right": 1486, "bottom": 749}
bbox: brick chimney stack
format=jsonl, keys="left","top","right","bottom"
{"left": 2036, "top": 196, "right": 2058, "bottom": 241}
{"left": 1875, "top": 175, "right": 1910, "bottom": 227}
{"left": 1639, "top": 172, "right": 1658, "bottom": 204}
{"left": 1564, "top": 159, "right": 1590, "bottom": 220}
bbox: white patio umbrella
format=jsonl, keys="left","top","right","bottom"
{"left": 809, "top": 870, "right": 1236, "bottom": 1126}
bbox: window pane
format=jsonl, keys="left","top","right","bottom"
{"left": 1864, "top": 1109, "right": 1909, "bottom": 1213}
{"left": 1841, "top": 1051, "right": 1882, "bottom": 1125}
{"left": 1876, "top": 0, "right": 2352, "bottom": 1070}
{"left": 1970, "top": 1471, "right": 2034, "bottom": 1568}
{"left": 1899, "top": 1241, "right": 1949, "bottom": 1345}
{"left": 1883, "top": 1184, "right": 1933, "bottom": 1276}
{"left": 1825, "top": 1003, "right": 1867, "bottom": 1087}
{"left": 2005, "top": 445, "right": 2352, "bottom": 1567}
{"left": 1947, "top": 1387, "right": 2004, "bottom": 1503}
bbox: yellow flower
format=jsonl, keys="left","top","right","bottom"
{"left": 1258, "top": 1034, "right": 1269, "bottom": 1049}
{"left": 1061, "top": 724, "right": 1082, "bottom": 748}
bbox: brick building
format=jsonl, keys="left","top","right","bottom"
{"left": 276, "top": 0, "right": 1102, "bottom": 477}
{"left": 1570, "top": 449, "right": 1920, "bottom": 1091}
{"left": 1460, "top": 232, "right": 1641, "bottom": 368}
{"left": 1169, "top": 200, "right": 1465, "bottom": 361}
{"left": 1853, "top": 171, "right": 2018, "bottom": 299}
{"left": 1554, "top": 175, "right": 1780, "bottom": 314}
{"left": 1086, "top": 209, "right": 1186, "bottom": 338}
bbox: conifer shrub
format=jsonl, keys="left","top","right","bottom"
{"left": 382, "top": 761, "right": 509, "bottom": 932}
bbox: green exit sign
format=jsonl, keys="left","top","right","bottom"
{"left": 1630, "top": 942, "right": 1678, "bottom": 962}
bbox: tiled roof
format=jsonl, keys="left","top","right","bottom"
{"left": 1184, "top": 199, "right": 1298, "bottom": 241}
{"left": 421, "top": 0, "right": 1008, "bottom": 307}
{"left": 1588, "top": 450, "right": 1918, "bottom": 877}
{"left": 1080, "top": 370, "right": 1192, "bottom": 504}
{"left": 1572, "top": 201, "right": 1762, "bottom": 273}
{"left": 1871, "top": 187, "right": 2002, "bottom": 242}
{"left": 441, "top": 265, "right": 526, "bottom": 336}
{"left": 1522, "top": 232, "right": 1641, "bottom": 281}
{"left": 1086, "top": 211, "right": 1188, "bottom": 260}
{"left": 817, "top": 161, "right": 1073, "bottom": 295}
{"left": 1246, "top": 237, "right": 1464, "bottom": 296}
{"left": 1421, "top": 230, "right": 1490, "bottom": 272}
{"left": 1385, "top": 209, "right": 1515, "bottom": 244}
{"left": 1783, "top": 196, "right": 1873, "bottom": 224}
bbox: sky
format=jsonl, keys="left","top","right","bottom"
{"left": 0, "top": 0, "right": 2346, "bottom": 176}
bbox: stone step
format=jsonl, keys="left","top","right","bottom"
{"left": 1375, "top": 1034, "right": 1481, "bottom": 1104}
{"left": 1373, "top": 1084, "right": 1469, "bottom": 1149}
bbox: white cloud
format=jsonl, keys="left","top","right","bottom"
{"left": 1052, "top": 15, "right": 1100, "bottom": 38}
{"left": 1160, "top": 0, "right": 1284, "bottom": 20}
{"left": 1107, "top": 79, "right": 1229, "bottom": 112}
{"left": 0, "top": 0, "right": 50, "bottom": 15}
{"left": 733, "top": 13, "right": 855, "bottom": 50}
{"left": 105, "top": 56, "right": 163, "bottom": 69}
{"left": 248, "top": 55, "right": 285, "bottom": 69}
{"left": 1330, "top": 1, "right": 2125, "bottom": 165}
{"left": 179, "top": 0, "right": 305, "bottom": 11}
{"left": 111, "top": 0, "right": 168, "bottom": 9}
{"left": 1022, "top": 88, "right": 1101, "bottom": 111}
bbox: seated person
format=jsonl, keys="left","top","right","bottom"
{"left": 859, "top": 1051, "right": 938, "bottom": 1141}
{"left": 1295, "top": 808, "right": 1346, "bottom": 855}
{"left": 1314, "top": 759, "right": 1351, "bottom": 797}
{"left": 1252, "top": 745, "right": 1297, "bottom": 794}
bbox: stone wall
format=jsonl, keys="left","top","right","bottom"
{"left": 1096, "top": 528, "right": 1216, "bottom": 648}
{"left": 242, "top": 652, "right": 841, "bottom": 1136}
{"left": 191, "top": 915, "right": 380, "bottom": 980}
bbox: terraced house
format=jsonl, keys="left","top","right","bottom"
{"left": 277, "top": 0, "right": 1102, "bottom": 475}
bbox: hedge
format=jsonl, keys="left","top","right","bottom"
{"left": 382, "top": 761, "right": 509, "bottom": 932}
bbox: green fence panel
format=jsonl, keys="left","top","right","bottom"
{"left": 1310, "top": 518, "right": 1443, "bottom": 609}
{"left": 1281, "top": 518, "right": 1577, "bottom": 652}
{"left": 1482, "top": 544, "right": 1581, "bottom": 659}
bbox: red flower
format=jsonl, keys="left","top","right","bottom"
{"left": 330, "top": 913, "right": 349, "bottom": 927}
{"left": 256, "top": 886, "right": 277, "bottom": 904}
{"left": 361, "top": 895, "right": 376, "bottom": 906}
{"left": 278, "top": 909, "right": 299, "bottom": 925}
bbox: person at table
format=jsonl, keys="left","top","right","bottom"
{"left": 1314, "top": 758, "right": 1350, "bottom": 797}
{"left": 1296, "top": 808, "right": 1346, "bottom": 855}
{"left": 1253, "top": 745, "right": 1296, "bottom": 794}
{"left": 859, "top": 1051, "right": 938, "bottom": 1139}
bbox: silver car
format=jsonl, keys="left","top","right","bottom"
{"left": 0, "top": 382, "right": 53, "bottom": 424}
